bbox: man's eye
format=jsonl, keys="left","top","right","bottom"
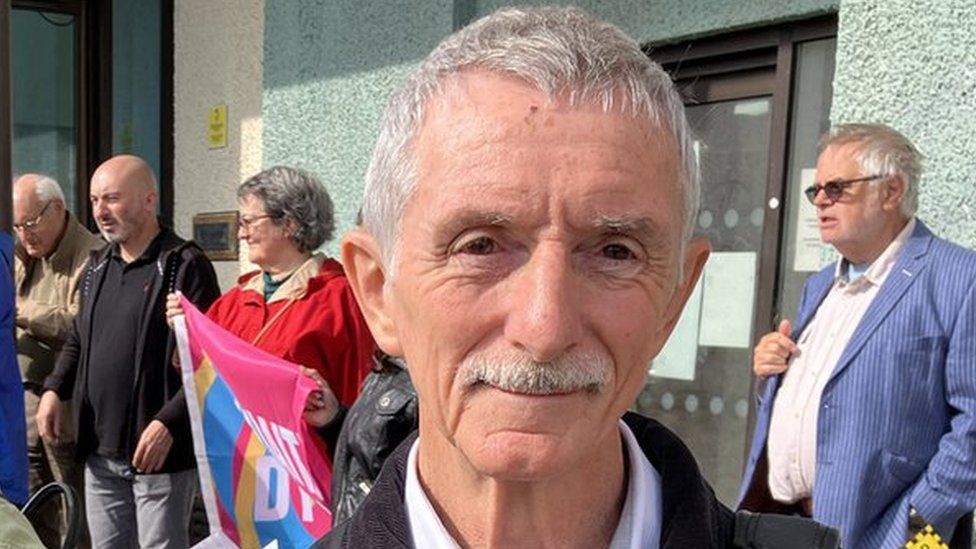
{"left": 601, "top": 243, "right": 637, "bottom": 261}
{"left": 457, "top": 236, "right": 497, "bottom": 255}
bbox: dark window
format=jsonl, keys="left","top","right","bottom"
{"left": 8, "top": 0, "right": 173, "bottom": 227}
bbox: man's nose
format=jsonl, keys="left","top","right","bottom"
{"left": 504, "top": 243, "right": 582, "bottom": 363}
{"left": 813, "top": 187, "right": 832, "bottom": 207}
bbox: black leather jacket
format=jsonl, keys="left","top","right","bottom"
{"left": 327, "top": 353, "right": 417, "bottom": 525}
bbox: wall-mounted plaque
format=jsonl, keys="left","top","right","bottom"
{"left": 193, "top": 211, "right": 238, "bottom": 261}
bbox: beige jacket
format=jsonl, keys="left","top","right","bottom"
{"left": 15, "top": 212, "right": 104, "bottom": 384}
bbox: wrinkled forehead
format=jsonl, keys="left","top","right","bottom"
{"left": 817, "top": 141, "right": 865, "bottom": 176}
{"left": 408, "top": 72, "right": 685, "bottom": 234}
{"left": 417, "top": 72, "right": 680, "bottom": 167}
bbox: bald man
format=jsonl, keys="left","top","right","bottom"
{"left": 13, "top": 174, "right": 102, "bottom": 547}
{"left": 36, "top": 155, "right": 221, "bottom": 549}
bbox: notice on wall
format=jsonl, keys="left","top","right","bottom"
{"left": 649, "top": 275, "right": 703, "bottom": 381}
{"left": 208, "top": 105, "right": 228, "bottom": 149}
{"left": 697, "top": 251, "right": 757, "bottom": 349}
{"left": 792, "top": 168, "right": 823, "bottom": 272}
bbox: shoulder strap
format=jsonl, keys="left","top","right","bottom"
{"left": 251, "top": 297, "right": 298, "bottom": 346}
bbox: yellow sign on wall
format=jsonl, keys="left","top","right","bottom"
{"left": 208, "top": 105, "right": 228, "bottom": 149}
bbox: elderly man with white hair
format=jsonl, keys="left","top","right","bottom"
{"left": 740, "top": 124, "right": 976, "bottom": 548}
{"left": 316, "top": 7, "right": 839, "bottom": 549}
{"left": 13, "top": 173, "right": 103, "bottom": 547}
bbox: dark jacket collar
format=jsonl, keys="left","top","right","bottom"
{"left": 319, "top": 412, "right": 733, "bottom": 548}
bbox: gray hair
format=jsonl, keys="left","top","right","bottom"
{"left": 12, "top": 174, "right": 65, "bottom": 204}
{"left": 820, "top": 123, "right": 922, "bottom": 216}
{"left": 237, "top": 166, "right": 335, "bottom": 253}
{"left": 361, "top": 6, "right": 698, "bottom": 269}
{"left": 33, "top": 175, "right": 65, "bottom": 204}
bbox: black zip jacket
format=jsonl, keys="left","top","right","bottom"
{"left": 44, "top": 227, "right": 220, "bottom": 473}
{"left": 318, "top": 412, "right": 735, "bottom": 548}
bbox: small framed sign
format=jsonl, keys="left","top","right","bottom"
{"left": 193, "top": 211, "right": 239, "bottom": 261}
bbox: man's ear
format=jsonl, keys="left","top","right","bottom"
{"left": 341, "top": 229, "right": 403, "bottom": 357}
{"left": 659, "top": 236, "right": 710, "bottom": 340}
{"left": 881, "top": 175, "right": 907, "bottom": 212}
{"left": 145, "top": 190, "right": 159, "bottom": 214}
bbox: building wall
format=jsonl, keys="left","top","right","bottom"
{"left": 173, "top": 0, "right": 265, "bottom": 291}
{"left": 259, "top": 0, "right": 836, "bottom": 256}
{"left": 194, "top": 0, "right": 975, "bottom": 274}
{"left": 831, "top": 0, "right": 976, "bottom": 249}
{"left": 262, "top": 0, "right": 455, "bottom": 257}
{"left": 472, "top": 0, "right": 837, "bottom": 43}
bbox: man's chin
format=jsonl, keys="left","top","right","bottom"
{"left": 23, "top": 244, "right": 44, "bottom": 258}
{"left": 451, "top": 387, "right": 599, "bottom": 479}
{"left": 100, "top": 230, "right": 122, "bottom": 243}
{"left": 460, "top": 429, "right": 581, "bottom": 481}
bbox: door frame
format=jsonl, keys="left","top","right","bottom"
{"left": 645, "top": 16, "right": 837, "bottom": 465}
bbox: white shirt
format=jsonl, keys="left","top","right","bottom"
{"left": 767, "top": 218, "right": 916, "bottom": 503}
{"left": 405, "top": 420, "right": 662, "bottom": 548}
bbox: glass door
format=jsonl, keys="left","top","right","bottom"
{"left": 641, "top": 21, "right": 837, "bottom": 506}
{"left": 635, "top": 94, "right": 773, "bottom": 505}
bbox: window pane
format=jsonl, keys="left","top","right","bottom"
{"left": 11, "top": 9, "right": 77, "bottom": 212}
{"left": 638, "top": 97, "right": 772, "bottom": 505}
{"left": 113, "top": 0, "right": 162, "bottom": 179}
{"left": 777, "top": 38, "right": 837, "bottom": 319}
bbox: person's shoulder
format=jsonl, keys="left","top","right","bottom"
{"left": 623, "top": 412, "right": 735, "bottom": 546}
{"left": 623, "top": 412, "right": 701, "bottom": 473}
{"left": 306, "top": 256, "right": 355, "bottom": 297}
{"left": 318, "top": 432, "right": 416, "bottom": 548}
{"left": 64, "top": 213, "right": 104, "bottom": 251}
{"left": 235, "top": 269, "right": 261, "bottom": 286}
{"left": 925, "top": 232, "right": 976, "bottom": 271}
{"left": 315, "top": 256, "right": 349, "bottom": 282}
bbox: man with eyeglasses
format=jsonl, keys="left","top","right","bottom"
{"left": 12, "top": 173, "right": 103, "bottom": 548}
{"left": 739, "top": 123, "right": 976, "bottom": 548}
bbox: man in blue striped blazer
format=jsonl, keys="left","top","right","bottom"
{"left": 738, "top": 123, "right": 976, "bottom": 549}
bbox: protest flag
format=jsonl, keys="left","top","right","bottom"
{"left": 174, "top": 296, "right": 332, "bottom": 548}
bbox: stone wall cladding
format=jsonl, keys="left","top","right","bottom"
{"left": 832, "top": 0, "right": 976, "bottom": 249}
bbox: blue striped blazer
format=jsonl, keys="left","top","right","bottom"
{"left": 738, "top": 221, "right": 976, "bottom": 548}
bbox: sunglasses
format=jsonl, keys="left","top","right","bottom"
{"left": 803, "top": 175, "right": 884, "bottom": 204}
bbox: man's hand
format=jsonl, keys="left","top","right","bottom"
{"left": 132, "top": 420, "right": 174, "bottom": 474}
{"left": 15, "top": 299, "right": 31, "bottom": 329}
{"left": 36, "top": 391, "right": 64, "bottom": 446}
{"left": 301, "top": 367, "right": 340, "bottom": 428}
{"left": 164, "top": 292, "right": 183, "bottom": 329}
{"left": 753, "top": 319, "right": 797, "bottom": 378}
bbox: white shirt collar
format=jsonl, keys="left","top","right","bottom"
{"left": 834, "top": 217, "right": 916, "bottom": 286}
{"left": 404, "top": 419, "right": 662, "bottom": 549}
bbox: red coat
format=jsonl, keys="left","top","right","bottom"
{"left": 205, "top": 255, "right": 374, "bottom": 407}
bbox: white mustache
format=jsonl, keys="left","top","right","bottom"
{"left": 458, "top": 349, "right": 612, "bottom": 395}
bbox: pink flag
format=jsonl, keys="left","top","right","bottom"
{"left": 175, "top": 296, "right": 332, "bottom": 548}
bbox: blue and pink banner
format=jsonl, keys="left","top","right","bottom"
{"left": 174, "top": 296, "right": 332, "bottom": 548}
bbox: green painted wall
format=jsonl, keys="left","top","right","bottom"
{"left": 262, "top": 1, "right": 454, "bottom": 255}
{"left": 831, "top": 0, "right": 976, "bottom": 249}
{"left": 261, "top": 0, "right": 837, "bottom": 254}
{"left": 263, "top": 0, "right": 974, "bottom": 253}
{"left": 472, "top": 0, "right": 836, "bottom": 43}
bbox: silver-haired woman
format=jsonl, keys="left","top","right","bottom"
{"left": 166, "top": 166, "right": 374, "bottom": 414}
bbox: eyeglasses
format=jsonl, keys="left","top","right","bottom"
{"left": 804, "top": 175, "right": 884, "bottom": 204}
{"left": 237, "top": 214, "right": 276, "bottom": 231}
{"left": 13, "top": 201, "right": 52, "bottom": 233}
